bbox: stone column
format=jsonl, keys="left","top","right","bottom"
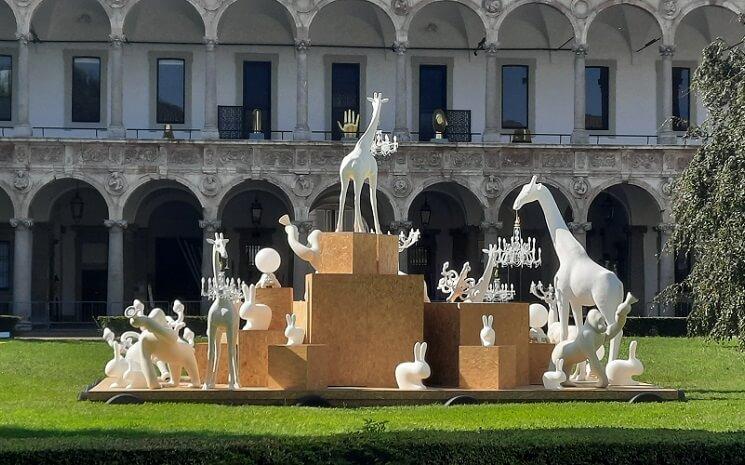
{"left": 571, "top": 45, "right": 588, "bottom": 144}
{"left": 108, "top": 34, "right": 126, "bottom": 139}
{"left": 105, "top": 220, "right": 127, "bottom": 315}
{"left": 293, "top": 221, "right": 314, "bottom": 298}
{"left": 483, "top": 43, "right": 500, "bottom": 142}
{"left": 293, "top": 39, "right": 311, "bottom": 141}
{"left": 656, "top": 222, "right": 676, "bottom": 316}
{"left": 10, "top": 218, "right": 33, "bottom": 330}
{"left": 658, "top": 45, "right": 676, "bottom": 145}
{"left": 15, "top": 34, "right": 32, "bottom": 137}
{"left": 200, "top": 219, "right": 220, "bottom": 314}
{"left": 390, "top": 220, "right": 413, "bottom": 273}
{"left": 393, "top": 41, "right": 410, "bottom": 141}
{"left": 203, "top": 37, "right": 219, "bottom": 140}
{"left": 568, "top": 221, "right": 592, "bottom": 248}
{"left": 479, "top": 220, "right": 501, "bottom": 247}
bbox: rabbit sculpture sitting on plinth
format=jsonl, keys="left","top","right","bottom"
{"left": 284, "top": 314, "right": 305, "bottom": 346}
{"left": 480, "top": 315, "right": 495, "bottom": 347}
{"left": 395, "top": 342, "right": 431, "bottom": 390}
{"left": 606, "top": 340, "right": 644, "bottom": 386}
{"left": 240, "top": 283, "right": 272, "bottom": 330}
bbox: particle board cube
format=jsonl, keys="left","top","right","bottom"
{"left": 304, "top": 272, "right": 423, "bottom": 387}
{"left": 292, "top": 301, "right": 308, "bottom": 334}
{"left": 316, "top": 233, "right": 379, "bottom": 274}
{"left": 268, "top": 344, "right": 328, "bottom": 390}
{"left": 423, "top": 302, "right": 529, "bottom": 387}
{"left": 459, "top": 345, "right": 518, "bottom": 389}
{"left": 255, "top": 287, "right": 294, "bottom": 330}
{"left": 237, "top": 329, "right": 286, "bottom": 387}
{"left": 195, "top": 341, "right": 228, "bottom": 383}
{"left": 376, "top": 234, "right": 400, "bottom": 275}
{"left": 528, "top": 342, "right": 555, "bottom": 385}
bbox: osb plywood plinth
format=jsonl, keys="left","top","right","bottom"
{"left": 195, "top": 342, "right": 228, "bottom": 383}
{"left": 459, "top": 345, "right": 518, "bottom": 389}
{"left": 305, "top": 272, "right": 423, "bottom": 387}
{"left": 238, "top": 330, "right": 286, "bottom": 387}
{"left": 316, "top": 232, "right": 400, "bottom": 275}
{"left": 424, "top": 302, "right": 529, "bottom": 387}
{"left": 528, "top": 342, "right": 555, "bottom": 385}
{"left": 255, "top": 287, "right": 294, "bottom": 330}
{"left": 268, "top": 344, "right": 328, "bottom": 390}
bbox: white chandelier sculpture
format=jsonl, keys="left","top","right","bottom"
{"left": 201, "top": 273, "right": 243, "bottom": 302}
{"left": 483, "top": 279, "right": 516, "bottom": 303}
{"left": 370, "top": 130, "right": 399, "bottom": 160}
{"left": 495, "top": 215, "right": 542, "bottom": 268}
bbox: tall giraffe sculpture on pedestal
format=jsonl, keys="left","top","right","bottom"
{"left": 513, "top": 176, "right": 634, "bottom": 361}
{"left": 336, "top": 92, "right": 388, "bottom": 234}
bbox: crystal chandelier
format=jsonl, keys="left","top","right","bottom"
{"left": 495, "top": 214, "right": 542, "bottom": 268}
{"left": 201, "top": 273, "right": 243, "bottom": 301}
{"left": 483, "top": 277, "right": 516, "bottom": 302}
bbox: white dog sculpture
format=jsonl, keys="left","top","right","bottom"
{"left": 513, "top": 176, "right": 628, "bottom": 361}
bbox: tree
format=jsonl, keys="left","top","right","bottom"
{"left": 663, "top": 35, "right": 745, "bottom": 348}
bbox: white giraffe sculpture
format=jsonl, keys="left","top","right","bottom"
{"left": 513, "top": 176, "right": 633, "bottom": 361}
{"left": 204, "top": 232, "right": 240, "bottom": 390}
{"left": 336, "top": 92, "right": 388, "bottom": 234}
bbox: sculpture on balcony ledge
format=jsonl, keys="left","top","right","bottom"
{"left": 513, "top": 175, "right": 627, "bottom": 361}
{"left": 395, "top": 341, "right": 430, "bottom": 390}
{"left": 336, "top": 92, "right": 397, "bottom": 235}
{"left": 280, "top": 214, "right": 322, "bottom": 271}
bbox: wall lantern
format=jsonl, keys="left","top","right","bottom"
{"left": 70, "top": 184, "right": 84, "bottom": 224}
{"left": 251, "top": 197, "right": 263, "bottom": 226}
{"left": 420, "top": 195, "right": 432, "bottom": 227}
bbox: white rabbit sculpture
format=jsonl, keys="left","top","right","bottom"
{"left": 480, "top": 315, "right": 495, "bottom": 347}
{"left": 240, "top": 283, "right": 272, "bottom": 330}
{"left": 606, "top": 340, "right": 644, "bottom": 386}
{"left": 284, "top": 313, "right": 305, "bottom": 346}
{"left": 542, "top": 358, "right": 567, "bottom": 390}
{"left": 395, "top": 341, "right": 431, "bottom": 390}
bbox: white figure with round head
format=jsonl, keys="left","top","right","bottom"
{"left": 255, "top": 248, "right": 282, "bottom": 288}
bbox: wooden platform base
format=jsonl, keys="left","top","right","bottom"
{"left": 81, "top": 378, "right": 683, "bottom": 406}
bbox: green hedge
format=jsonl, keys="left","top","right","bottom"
{"left": 1, "top": 431, "right": 743, "bottom": 465}
{"left": 96, "top": 316, "right": 688, "bottom": 338}
{"left": 0, "top": 315, "right": 21, "bottom": 334}
{"left": 97, "top": 316, "right": 208, "bottom": 336}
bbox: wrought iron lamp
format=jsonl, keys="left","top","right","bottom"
{"left": 420, "top": 195, "right": 432, "bottom": 227}
{"left": 251, "top": 197, "right": 263, "bottom": 226}
{"left": 69, "top": 184, "right": 84, "bottom": 224}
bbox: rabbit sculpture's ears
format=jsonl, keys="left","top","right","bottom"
{"left": 555, "top": 358, "right": 564, "bottom": 372}
{"left": 629, "top": 340, "right": 638, "bottom": 359}
{"left": 413, "top": 341, "right": 427, "bottom": 362}
{"left": 481, "top": 315, "right": 494, "bottom": 328}
{"left": 285, "top": 313, "right": 296, "bottom": 327}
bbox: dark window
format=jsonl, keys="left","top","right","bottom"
{"left": 0, "top": 241, "right": 9, "bottom": 289}
{"left": 585, "top": 66, "right": 609, "bottom": 130}
{"left": 673, "top": 67, "right": 691, "bottom": 131}
{"left": 0, "top": 55, "right": 11, "bottom": 121}
{"left": 243, "top": 61, "right": 272, "bottom": 139}
{"left": 331, "top": 63, "right": 360, "bottom": 141}
{"left": 501, "top": 65, "right": 528, "bottom": 129}
{"left": 72, "top": 57, "right": 101, "bottom": 123}
{"left": 418, "top": 64, "right": 447, "bottom": 141}
{"left": 157, "top": 58, "right": 185, "bottom": 124}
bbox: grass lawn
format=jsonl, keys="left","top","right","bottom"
{"left": 0, "top": 337, "right": 743, "bottom": 463}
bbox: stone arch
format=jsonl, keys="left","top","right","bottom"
{"left": 406, "top": 176, "right": 487, "bottom": 220}
{"left": 23, "top": 173, "right": 112, "bottom": 220}
{"left": 583, "top": 0, "right": 666, "bottom": 45}
{"left": 497, "top": 176, "right": 578, "bottom": 223}
{"left": 585, "top": 177, "right": 667, "bottom": 223}
{"left": 0, "top": 182, "right": 16, "bottom": 220}
{"left": 308, "top": 180, "right": 397, "bottom": 231}
{"left": 217, "top": 177, "right": 296, "bottom": 219}
{"left": 404, "top": 0, "right": 488, "bottom": 48}
{"left": 672, "top": 0, "right": 741, "bottom": 40}
{"left": 216, "top": 0, "right": 300, "bottom": 42}
{"left": 123, "top": 0, "right": 206, "bottom": 42}
{"left": 495, "top": 0, "right": 582, "bottom": 46}
{"left": 30, "top": 0, "right": 111, "bottom": 41}
{"left": 0, "top": 0, "right": 18, "bottom": 40}
{"left": 306, "top": 0, "right": 400, "bottom": 36}
{"left": 120, "top": 176, "right": 205, "bottom": 223}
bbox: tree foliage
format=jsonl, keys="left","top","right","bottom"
{"left": 665, "top": 36, "right": 745, "bottom": 347}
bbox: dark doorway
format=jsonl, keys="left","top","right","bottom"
{"left": 80, "top": 269, "right": 107, "bottom": 321}
{"left": 331, "top": 63, "right": 360, "bottom": 140}
{"left": 586, "top": 193, "right": 630, "bottom": 294}
{"left": 154, "top": 237, "right": 202, "bottom": 305}
{"left": 243, "top": 61, "right": 272, "bottom": 139}
{"left": 419, "top": 64, "right": 447, "bottom": 141}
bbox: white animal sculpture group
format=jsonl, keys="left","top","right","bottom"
{"left": 102, "top": 300, "right": 199, "bottom": 389}
{"left": 395, "top": 341, "right": 431, "bottom": 390}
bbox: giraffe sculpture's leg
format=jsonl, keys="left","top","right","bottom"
{"left": 368, "top": 172, "right": 382, "bottom": 234}
{"left": 353, "top": 177, "right": 364, "bottom": 233}
{"left": 336, "top": 177, "right": 350, "bottom": 232}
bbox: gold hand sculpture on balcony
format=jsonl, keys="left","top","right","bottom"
{"left": 337, "top": 109, "right": 360, "bottom": 137}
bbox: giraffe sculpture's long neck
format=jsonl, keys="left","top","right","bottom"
{"left": 357, "top": 104, "right": 382, "bottom": 153}
{"left": 534, "top": 188, "right": 586, "bottom": 264}
{"left": 212, "top": 248, "right": 220, "bottom": 280}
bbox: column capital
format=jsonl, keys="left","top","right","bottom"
{"left": 568, "top": 221, "right": 592, "bottom": 233}
{"left": 10, "top": 218, "right": 33, "bottom": 229}
{"left": 392, "top": 41, "right": 408, "bottom": 55}
{"left": 479, "top": 220, "right": 503, "bottom": 232}
{"left": 104, "top": 219, "right": 128, "bottom": 230}
{"left": 109, "top": 33, "right": 126, "bottom": 47}
{"left": 294, "top": 39, "right": 311, "bottom": 52}
{"left": 659, "top": 45, "right": 675, "bottom": 57}
{"left": 203, "top": 36, "right": 218, "bottom": 50}
{"left": 485, "top": 42, "right": 499, "bottom": 56}
{"left": 199, "top": 219, "right": 221, "bottom": 231}
{"left": 297, "top": 221, "right": 315, "bottom": 235}
{"left": 654, "top": 222, "right": 676, "bottom": 233}
{"left": 16, "top": 33, "right": 33, "bottom": 45}
{"left": 573, "top": 44, "right": 588, "bottom": 57}
{"left": 389, "top": 220, "right": 413, "bottom": 234}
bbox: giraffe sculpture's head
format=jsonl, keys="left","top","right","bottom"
{"left": 207, "top": 232, "right": 230, "bottom": 264}
{"left": 367, "top": 91, "right": 389, "bottom": 112}
{"left": 513, "top": 175, "right": 544, "bottom": 211}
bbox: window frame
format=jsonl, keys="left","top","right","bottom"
{"left": 63, "top": 50, "right": 108, "bottom": 129}
{"left": 585, "top": 59, "right": 616, "bottom": 136}
{"left": 501, "top": 64, "right": 530, "bottom": 130}
{"left": 149, "top": 52, "right": 192, "bottom": 129}
{"left": 672, "top": 66, "right": 691, "bottom": 132}
{"left": 585, "top": 65, "right": 610, "bottom": 131}
{"left": 0, "top": 240, "right": 10, "bottom": 290}
{"left": 156, "top": 58, "right": 186, "bottom": 125}
{"left": 323, "top": 54, "right": 367, "bottom": 139}
{"left": 0, "top": 54, "right": 12, "bottom": 123}
{"left": 71, "top": 56, "right": 102, "bottom": 124}
{"left": 410, "top": 56, "right": 454, "bottom": 139}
